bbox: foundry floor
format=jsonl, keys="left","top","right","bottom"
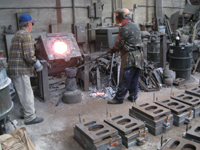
{"left": 8, "top": 73, "right": 200, "bottom": 150}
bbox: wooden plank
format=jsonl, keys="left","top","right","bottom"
{"left": 56, "top": 0, "right": 62, "bottom": 24}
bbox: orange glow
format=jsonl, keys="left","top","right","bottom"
{"left": 94, "top": 92, "right": 106, "bottom": 96}
{"left": 53, "top": 41, "right": 67, "bottom": 54}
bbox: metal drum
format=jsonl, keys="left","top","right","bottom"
{"left": 168, "top": 45, "right": 193, "bottom": 80}
{"left": 0, "top": 58, "right": 13, "bottom": 121}
{"left": 147, "top": 41, "right": 160, "bottom": 66}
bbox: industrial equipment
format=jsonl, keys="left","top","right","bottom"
{"left": 0, "top": 58, "right": 13, "bottom": 135}
{"left": 35, "top": 32, "right": 82, "bottom": 75}
{"left": 147, "top": 34, "right": 160, "bottom": 66}
{"left": 168, "top": 43, "right": 193, "bottom": 80}
{"left": 95, "top": 27, "right": 119, "bottom": 51}
{"left": 34, "top": 32, "right": 82, "bottom": 101}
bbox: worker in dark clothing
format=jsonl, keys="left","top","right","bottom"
{"left": 7, "top": 14, "right": 44, "bottom": 125}
{"left": 107, "top": 8, "right": 144, "bottom": 104}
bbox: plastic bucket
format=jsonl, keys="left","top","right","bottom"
{"left": 158, "top": 26, "right": 166, "bottom": 34}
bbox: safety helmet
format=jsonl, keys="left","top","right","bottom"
{"left": 115, "top": 8, "right": 131, "bottom": 24}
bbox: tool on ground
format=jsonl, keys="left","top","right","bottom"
{"left": 109, "top": 53, "right": 115, "bottom": 87}
{"left": 170, "top": 79, "right": 173, "bottom": 96}
{"left": 55, "top": 89, "right": 67, "bottom": 106}
{"left": 106, "top": 108, "right": 108, "bottom": 118}
{"left": 79, "top": 114, "right": 81, "bottom": 123}
{"left": 161, "top": 135, "right": 163, "bottom": 147}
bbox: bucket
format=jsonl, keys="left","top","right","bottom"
{"left": 158, "top": 26, "right": 166, "bottom": 34}
{"left": 168, "top": 45, "right": 193, "bottom": 80}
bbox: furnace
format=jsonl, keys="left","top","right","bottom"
{"left": 35, "top": 32, "right": 82, "bottom": 76}
{"left": 34, "top": 33, "right": 82, "bottom": 101}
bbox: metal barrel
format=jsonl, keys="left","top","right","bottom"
{"left": 168, "top": 45, "right": 193, "bottom": 80}
{"left": 147, "top": 41, "right": 160, "bottom": 66}
{"left": 0, "top": 58, "right": 13, "bottom": 120}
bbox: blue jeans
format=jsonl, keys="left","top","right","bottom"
{"left": 115, "top": 67, "right": 140, "bottom": 102}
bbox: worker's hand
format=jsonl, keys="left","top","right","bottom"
{"left": 107, "top": 49, "right": 113, "bottom": 54}
{"left": 33, "top": 60, "right": 43, "bottom": 72}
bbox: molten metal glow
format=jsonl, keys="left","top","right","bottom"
{"left": 94, "top": 92, "right": 106, "bottom": 96}
{"left": 53, "top": 41, "right": 67, "bottom": 54}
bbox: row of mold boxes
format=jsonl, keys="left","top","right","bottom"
{"left": 73, "top": 86, "right": 200, "bottom": 149}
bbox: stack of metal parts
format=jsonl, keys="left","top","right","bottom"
{"left": 139, "top": 62, "right": 162, "bottom": 92}
{"left": 160, "top": 136, "right": 200, "bottom": 150}
{"left": 171, "top": 93, "right": 200, "bottom": 118}
{"left": 156, "top": 99, "right": 193, "bottom": 126}
{"left": 129, "top": 102, "right": 173, "bottom": 136}
{"left": 104, "top": 114, "right": 148, "bottom": 148}
{"left": 183, "top": 123, "right": 200, "bottom": 143}
{"left": 74, "top": 120, "right": 122, "bottom": 150}
{"left": 185, "top": 87, "right": 200, "bottom": 97}
{"left": 173, "top": 78, "right": 185, "bottom": 86}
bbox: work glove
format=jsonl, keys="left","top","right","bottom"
{"left": 33, "top": 60, "right": 43, "bottom": 72}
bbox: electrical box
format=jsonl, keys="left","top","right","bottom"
{"left": 72, "top": 24, "right": 86, "bottom": 44}
{"left": 88, "top": 6, "right": 95, "bottom": 18}
{"left": 95, "top": 27, "right": 119, "bottom": 51}
{"left": 87, "top": 23, "right": 96, "bottom": 42}
{"left": 94, "top": 2, "right": 102, "bottom": 18}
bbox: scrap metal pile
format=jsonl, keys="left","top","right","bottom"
{"left": 139, "top": 60, "right": 163, "bottom": 92}
{"left": 84, "top": 52, "right": 167, "bottom": 98}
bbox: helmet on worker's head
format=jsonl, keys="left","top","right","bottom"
{"left": 115, "top": 8, "right": 131, "bottom": 24}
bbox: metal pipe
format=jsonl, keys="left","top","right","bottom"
{"left": 0, "top": 6, "right": 88, "bottom": 9}
{"left": 136, "top": 5, "right": 184, "bottom": 9}
{"left": 112, "top": 0, "right": 115, "bottom": 24}
{"left": 72, "top": 0, "right": 75, "bottom": 24}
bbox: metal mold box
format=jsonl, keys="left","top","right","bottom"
{"left": 130, "top": 102, "right": 171, "bottom": 120}
{"left": 129, "top": 109, "right": 173, "bottom": 136}
{"left": 161, "top": 136, "right": 200, "bottom": 150}
{"left": 184, "top": 123, "right": 200, "bottom": 143}
{"left": 104, "top": 114, "right": 148, "bottom": 148}
{"left": 74, "top": 120, "right": 122, "bottom": 150}
{"left": 171, "top": 93, "right": 200, "bottom": 118}
{"left": 185, "top": 87, "right": 200, "bottom": 97}
{"left": 156, "top": 99, "right": 193, "bottom": 126}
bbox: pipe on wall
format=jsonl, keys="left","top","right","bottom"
{"left": 72, "top": 0, "right": 75, "bottom": 24}
{"left": 0, "top": 6, "right": 88, "bottom": 9}
{"left": 112, "top": 0, "right": 115, "bottom": 24}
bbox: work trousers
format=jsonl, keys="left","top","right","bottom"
{"left": 115, "top": 67, "right": 140, "bottom": 102}
{"left": 12, "top": 75, "right": 36, "bottom": 122}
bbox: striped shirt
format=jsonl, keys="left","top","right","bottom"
{"left": 7, "top": 28, "right": 37, "bottom": 78}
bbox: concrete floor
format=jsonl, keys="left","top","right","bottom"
{"left": 7, "top": 73, "right": 200, "bottom": 150}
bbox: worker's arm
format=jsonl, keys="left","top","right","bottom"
{"left": 22, "top": 33, "right": 37, "bottom": 65}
